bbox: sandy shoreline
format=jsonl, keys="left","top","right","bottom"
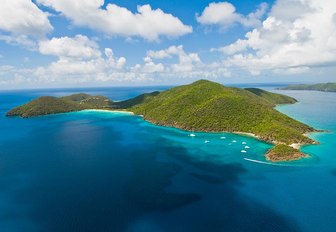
{"left": 233, "top": 132, "right": 259, "bottom": 139}
{"left": 83, "top": 110, "right": 321, "bottom": 162}
{"left": 290, "top": 143, "right": 302, "bottom": 149}
{"left": 81, "top": 109, "right": 135, "bottom": 115}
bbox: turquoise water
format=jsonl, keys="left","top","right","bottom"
{"left": 0, "top": 87, "right": 335, "bottom": 231}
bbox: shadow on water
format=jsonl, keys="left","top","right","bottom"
{"left": 164, "top": 144, "right": 246, "bottom": 184}
{"left": 148, "top": 142, "right": 303, "bottom": 232}
{"left": 331, "top": 169, "right": 336, "bottom": 176}
{"left": 0, "top": 118, "right": 303, "bottom": 232}
{"left": 123, "top": 151, "right": 200, "bottom": 212}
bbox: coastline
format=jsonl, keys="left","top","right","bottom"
{"left": 7, "top": 106, "right": 319, "bottom": 163}
{"left": 6, "top": 86, "right": 323, "bottom": 163}
{"left": 290, "top": 143, "right": 302, "bottom": 149}
{"left": 139, "top": 115, "right": 316, "bottom": 144}
{"left": 139, "top": 117, "right": 264, "bottom": 140}
{"left": 233, "top": 132, "right": 259, "bottom": 139}
{"left": 81, "top": 109, "right": 135, "bottom": 115}
{"left": 137, "top": 115, "right": 320, "bottom": 162}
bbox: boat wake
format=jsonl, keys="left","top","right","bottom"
{"left": 243, "top": 158, "right": 298, "bottom": 167}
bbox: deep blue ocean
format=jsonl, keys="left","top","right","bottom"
{"left": 0, "top": 85, "right": 335, "bottom": 232}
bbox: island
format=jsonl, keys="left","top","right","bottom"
{"left": 6, "top": 80, "right": 318, "bottom": 162}
{"left": 265, "top": 144, "right": 306, "bottom": 162}
{"left": 6, "top": 93, "right": 114, "bottom": 117}
{"left": 280, "top": 82, "right": 336, "bottom": 92}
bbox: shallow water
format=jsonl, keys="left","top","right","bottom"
{"left": 0, "top": 87, "right": 335, "bottom": 232}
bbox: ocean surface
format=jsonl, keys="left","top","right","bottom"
{"left": 0, "top": 86, "right": 335, "bottom": 232}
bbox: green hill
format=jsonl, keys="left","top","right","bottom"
{"left": 266, "top": 144, "right": 306, "bottom": 162}
{"left": 245, "top": 88, "right": 297, "bottom": 105}
{"left": 6, "top": 80, "right": 317, "bottom": 162}
{"left": 112, "top": 91, "right": 160, "bottom": 109}
{"left": 6, "top": 94, "right": 113, "bottom": 118}
{"left": 60, "top": 93, "right": 113, "bottom": 108}
{"left": 130, "top": 80, "right": 314, "bottom": 145}
{"left": 281, "top": 83, "right": 336, "bottom": 92}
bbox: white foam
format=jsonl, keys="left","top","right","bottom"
{"left": 244, "top": 158, "right": 293, "bottom": 167}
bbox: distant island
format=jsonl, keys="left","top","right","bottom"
{"left": 7, "top": 80, "right": 318, "bottom": 162}
{"left": 280, "top": 83, "right": 336, "bottom": 92}
{"left": 6, "top": 94, "right": 113, "bottom": 117}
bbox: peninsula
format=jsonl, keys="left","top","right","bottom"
{"left": 7, "top": 80, "right": 317, "bottom": 162}
{"left": 6, "top": 93, "right": 114, "bottom": 117}
{"left": 280, "top": 83, "right": 336, "bottom": 92}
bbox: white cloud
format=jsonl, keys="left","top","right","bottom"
{"left": 273, "top": 67, "right": 310, "bottom": 75}
{"left": 37, "top": 35, "right": 126, "bottom": 76}
{"left": 197, "top": 2, "right": 268, "bottom": 28}
{"left": 37, "top": 0, "right": 192, "bottom": 41}
{"left": 147, "top": 45, "right": 186, "bottom": 59}
{"left": 215, "top": 0, "right": 336, "bottom": 75}
{"left": 0, "top": 0, "right": 52, "bottom": 40}
{"left": 138, "top": 45, "right": 231, "bottom": 80}
{"left": 0, "top": 34, "right": 37, "bottom": 49}
{"left": 0, "top": 65, "right": 14, "bottom": 73}
{"left": 212, "top": 39, "right": 248, "bottom": 55}
{"left": 39, "top": 35, "right": 101, "bottom": 59}
{"left": 147, "top": 45, "right": 202, "bottom": 73}
{"left": 131, "top": 56, "right": 165, "bottom": 74}
{"left": 105, "top": 48, "right": 126, "bottom": 70}
{"left": 142, "top": 61, "right": 165, "bottom": 73}
{"left": 0, "top": 42, "right": 232, "bottom": 88}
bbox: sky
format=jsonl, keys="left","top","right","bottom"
{"left": 0, "top": 0, "right": 335, "bottom": 89}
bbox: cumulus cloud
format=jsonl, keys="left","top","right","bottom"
{"left": 211, "top": 39, "right": 248, "bottom": 55}
{"left": 0, "top": 0, "right": 52, "bottom": 47}
{"left": 147, "top": 45, "right": 202, "bottom": 73}
{"left": 0, "top": 34, "right": 37, "bottom": 49}
{"left": 37, "top": 0, "right": 192, "bottom": 41}
{"left": 197, "top": 2, "right": 268, "bottom": 28}
{"left": 39, "top": 35, "right": 101, "bottom": 59}
{"left": 119, "top": 45, "right": 232, "bottom": 82}
{"left": 1, "top": 40, "right": 232, "bottom": 88}
{"left": 215, "top": 0, "right": 336, "bottom": 75}
{"left": 0, "top": 0, "right": 52, "bottom": 37}
{"left": 133, "top": 45, "right": 231, "bottom": 80}
{"left": 37, "top": 35, "right": 126, "bottom": 76}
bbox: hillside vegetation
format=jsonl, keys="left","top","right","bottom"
{"left": 7, "top": 80, "right": 317, "bottom": 161}
{"left": 6, "top": 94, "right": 113, "bottom": 118}
{"left": 245, "top": 88, "right": 297, "bottom": 105}
{"left": 112, "top": 91, "right": 160, "bottom": 109}
{"left": 130, "top": 80, "right": 315, "bottom": 145}
{"left": 266, "top": 144, "right": 306, "bottom": 162}
{"left": 281, "top": 83, "right": 336, "bottom": 92}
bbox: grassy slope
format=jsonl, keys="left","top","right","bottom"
{"left": 112, "top": 91, "right": 160, "bottom": 109}
{"left": 281, "top": 83, "right": 336, "bottom": 92}
{"left": 6, "top": 80, "right": 317, "bottom": 161}
{"left": 6, "top": 94, "right": 113, "bottom": 117}
{"left": 266, "top": 144, "right": 306, "bottom": 162}
{"left": 61, "top": 93, "right": 113, "bottom": 108}
{"left": 245, "top": 88, "right": 297, "bottom": 105}
{"left": 130, "top": 80, "right": 315, "bottom": 145}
